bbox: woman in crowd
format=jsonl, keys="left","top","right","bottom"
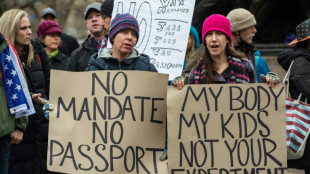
{"left": 173, "top": 14, "right": 278, "bottom": 88}
{"left": 278, "top": 18, "right": 310, "bottom": 174}
{"left": 86, "top": 13, "right": 157, "bottom": 72}
{"left": 167, "top": 14, "right": 278, "bottom": 161}
{"left": 37, "top": 20, "right": 69, "bottom": 70}
{"left": 0, "top": 9, "right": 53, "bottom": 173}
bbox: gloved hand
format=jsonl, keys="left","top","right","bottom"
{"left": 260, "top": 72, "right": 280, "bottom": 83}
{"left": 42, "top": 101, "right": 54, "bottom": 120}
{"left": 159, "top": 149, "right": 168, "bottom": 161}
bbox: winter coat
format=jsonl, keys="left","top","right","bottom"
{"left": 50, "top": 51, "right": 69, "bottom": 70}
{"left": 188, "top": 56, "right": 257, "bottom": 84}
{"left": 254, "top": 50, "right": 270, "bottom": 83}
{"left": 9, "top": 40, "right": 53, "bottom": 174}
{"left": 58, "top": 33, "right": 79, "bottom": 57}
{"left": 86, "top": 48, "right": 158, "bottom": 72}
{"left": 66, "top": 36, "right": 98, "bottom": 72}
{"left": 182, "top": 47, "right": 268, "bottom": 83}
{"left": 278, "top": 48, "right": 310, "bottom": 169}
{"left": 0, "top": 36, "right": 28, "bottom": 138}
{"left": 0, "top": 81, "right": 28, "bottom": 137}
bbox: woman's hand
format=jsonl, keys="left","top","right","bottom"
{"left": 264, "top": 72, "right": 280, "bottom": 88}
{"left": 172, "top": 76, "right": 185, "bottom": 90}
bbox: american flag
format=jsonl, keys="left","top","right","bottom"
{"left": 286, "top": 97, "right": 310, "bottom": 153}
{"left": 0, "top": 33, "right": 35, "bottom": 118}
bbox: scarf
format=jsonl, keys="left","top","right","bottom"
{"left": 48, "top": 49, "right": 59, "bottom": 59}
{"left": 194, "top": 56, "right": 249, "bottom": 84}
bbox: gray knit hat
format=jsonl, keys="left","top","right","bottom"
{"left": 84, "top": 2, "right": 101, "bottom": 19}
{"left": 226, "top": 8, "right": 256, "bottom": 32}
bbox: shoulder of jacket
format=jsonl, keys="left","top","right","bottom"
{"left": 31, "top": 39, "right": 44, "bottom": 52}
{"left": 57, "top": 52, "right": 69, "bottom": 60}
{"left": 70, "top": 46, "right": 83, "bottom": 56}
{"left": 31, "top": 39, "right": 42, "bottom": 48}
{"left": 137, "top": 54, "right": 151, "bottom": 63}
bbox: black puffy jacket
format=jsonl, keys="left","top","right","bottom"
{"left": 58, "top": 33, "right": 79, "bottom": 57}
{"left": 277, "top": 48, "right": 310, "bottom": 170}
{"left": 278, "top": 48, "right": 310, "bottom": 101}
{"left": 9, "top": 40, "right": 54, "bottom": 174}
{"left": 50, "top": 51, "right": 69, "bottom": 70}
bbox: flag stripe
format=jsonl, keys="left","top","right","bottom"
{"left": 286, "top": 97, "right": 310, "bottom": 154}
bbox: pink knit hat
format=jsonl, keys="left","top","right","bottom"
{"left": 37, "top": 21, "right": 62, "bottom": 38}
{"left": 202, "top": 14, "right": 231, "bottom": 44}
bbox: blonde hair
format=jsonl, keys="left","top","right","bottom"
{"left": 0, "top": 9, "right": 34, "bottom": 66}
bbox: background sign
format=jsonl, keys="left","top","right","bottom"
{"left": 167, "top": 84, "right": 288, "bottom": 174}
{"left": 111, "top": 0, "right": 196, "bottom": 80}
{"left": 47, "top": 70, "right": 168, "bottom": 174}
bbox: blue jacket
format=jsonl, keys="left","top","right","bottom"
{"left": 86, "top": 48, "right": 158, "bottom": 72}
{"left": 255, "top": 50, "right": 270, "bottom": 83}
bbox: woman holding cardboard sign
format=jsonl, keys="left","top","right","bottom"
{"left": 172, "top": 14, "right": 279, "bottom": 88}
{"left": 167, "top": 14, "right": 280, "bottom": 162}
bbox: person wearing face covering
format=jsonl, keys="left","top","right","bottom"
{"left": 85, "top": 13, "right": 157, "bottom": 72}
{"left": 227, "top": 8, "right": 270, "bottom": 83}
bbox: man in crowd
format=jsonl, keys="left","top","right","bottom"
{"left": 227, "top": 8, "right": 270, "bottom": 82}
{"left": 40, "top": 7, "right": 79, "bottom": 57}
{"left": 66, "top": 2, "right": 106, "bottom": 71}
{"left": 100, "top": 0, "right": 114, "bottom": 36}
{"left": 98, "top": 0, "right": 114, "bottom": 56}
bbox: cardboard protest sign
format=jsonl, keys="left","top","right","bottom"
{"left": 47, "top": 70, "right": 168, "bottom": 174}
{"left": 110, "top": 0, "right": 196, "bottom": 81}
{"left": 167, "top": 84, "right": 287, "bottom": 174}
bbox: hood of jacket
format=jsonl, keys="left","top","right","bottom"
{"left": 278, "top": 48, "right": 310, "bottom": 71}
{"left": 98, "top": 48, "right": 140, "bottom": 59}
{"left": 89, "top": 48, "right": 152, "bottom": 70}
{"left": 82, "top": 35, "right": 99, "bottom": 52}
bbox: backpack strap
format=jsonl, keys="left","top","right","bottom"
{"left": 36, "top": 53, "right": 42, "bottom": 66}
{"left": 282, "top": 60, "right": 294, "bottom": 84}
{"left": 283, "top": 60, "right": 305, "bottom": 104}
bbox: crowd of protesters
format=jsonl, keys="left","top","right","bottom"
{"left": 0, "top": 0, "right": 309, "bottom": 173}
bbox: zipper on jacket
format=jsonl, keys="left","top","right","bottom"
{"left": 119, "top": 62, "right": 121, "bottom": 70}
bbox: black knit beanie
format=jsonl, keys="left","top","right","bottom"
{"left": 100, "top": 0, "right": 114, "bottom": 17}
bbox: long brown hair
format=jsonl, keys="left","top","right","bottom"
{"left": 202, "top": 43, "right": 245, "bottom": 83}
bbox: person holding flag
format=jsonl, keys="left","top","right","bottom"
{"left": 0, "top": 33, "right": 31, "bottom": 174}
{"left": 0, "top": 9, "right": 53, "bottom": 173}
